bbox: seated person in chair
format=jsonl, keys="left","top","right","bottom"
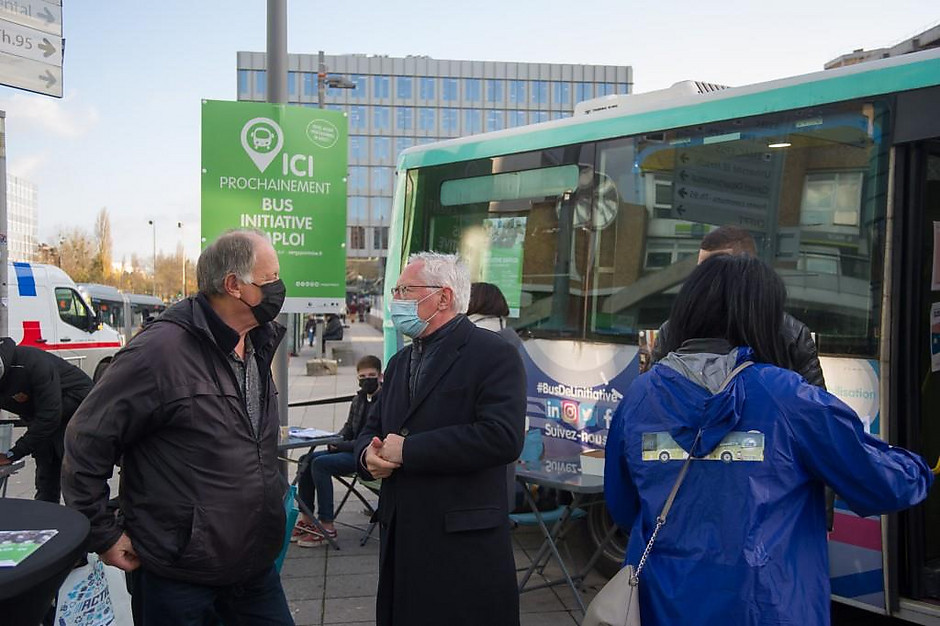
{"left": 292, "top": 355, "right": 382, "bottom": 547}
{"left": 321, "top": 314, "right": 344, "bottom": 352}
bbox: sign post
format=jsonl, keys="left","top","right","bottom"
{"left": 0, "top": 0, "right": 63, "bottom": 98}
{"left": 201, "top": 100, "right": 348, "bottom": 314}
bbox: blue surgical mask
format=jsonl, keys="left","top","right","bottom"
{"left": 390, "top": 290, "right": 440, "bottom": 338}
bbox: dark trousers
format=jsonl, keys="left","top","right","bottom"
{"left": 32, "top": 394, "right": 83, "bottom": 502}
{"left": 32, "top": 428, "right": 65, "bottom": 503}
{"left": 130, "top": 565, "right": 293, "bottom": 626}
{"left": 296, "top": 450, "right": 355, "bottom": 522}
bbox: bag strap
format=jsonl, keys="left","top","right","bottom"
{"left": 631, "top": 360, "right": 753, "bottom": 584}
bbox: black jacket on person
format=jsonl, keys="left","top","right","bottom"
{"left": 651, "top": 312, "right": 827, "bottom": 388}
{"left": 333, "top": 389, "right": 379, "bottom": 453}
{"left": 355, "top": 315, "right": 526, "bottom": 626}
{"left": 62, "top": 295, "right": 287, "bottom": 586}
{"left": 0, "top": 337, "right": 93, "bottom": 461}
{"left": 323, "top": 316, "right": 343, "bottom": 341}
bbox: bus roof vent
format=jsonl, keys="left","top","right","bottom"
{"left": 574, "top": 80, "right": 730, "bottom": 116}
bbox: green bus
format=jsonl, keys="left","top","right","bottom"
{"left": 384, "top": 47, "right": 940, "bottom": 622}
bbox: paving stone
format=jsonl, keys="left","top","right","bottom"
{"left": 519, "top": 587, "right": 569, "bottom": 613}
{"left": 325, "top": 553, "right": 381, "bottom": 575}
{"left": 281, "top": 554, "right": 326, "bottom": 579}
{"left": 288, "top": 599, "right": 323, "bottom": 626}
{"left": 324, "top": 572, "right": 379, "bottom": 598}
{"left": 324, "top": 529, "right": 380, "bottom": 556}
{"left": 281, "top": 575, "right": 325, "bottom": 601}
{"left": 323, "top": 595, "right": 375, "bottom": 624}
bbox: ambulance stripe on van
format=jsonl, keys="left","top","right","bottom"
{"left": 13, "top": 262, "right": 36, "bottom": 297}
{"left": 19, "top": 321, "right": 121, "bottom": 350}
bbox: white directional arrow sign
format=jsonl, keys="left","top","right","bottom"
{"left": 0, "top": 20, "right": 62, "bottom": 65}
{"left": 0, "top": 0, "right": 63, "bottom": 98}
{"left": 0, "top": 1, "right": 62, "bottom": 37}
{"left": 0, "top": 52, "right": 61, "bottom": 97}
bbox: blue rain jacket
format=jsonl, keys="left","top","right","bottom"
{"left": 605, "top": 346, "right": 933, "bottom": 626}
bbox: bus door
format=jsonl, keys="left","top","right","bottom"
{"left": 893, "top": 133, "right": 940, "bottom": 616}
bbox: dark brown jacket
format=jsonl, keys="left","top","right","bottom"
{"left": 62, "top": 296, "right": 286, "bottom": 585}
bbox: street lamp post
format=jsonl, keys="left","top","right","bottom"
{"left": 147, "top": 219, "right": 156, "bottom": 296}
{"left": 177, "top": 221, "right": 186, "bottom": 298}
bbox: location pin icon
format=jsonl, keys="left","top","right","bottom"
{"left": 240, "top": 117, "right": 284, "bottom": 173}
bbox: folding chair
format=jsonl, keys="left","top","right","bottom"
{"left": 333, "top": 474, "right": 381, "bottom": 546}
{"left": 511, "top": 505, "right": 587, "bottom": 575}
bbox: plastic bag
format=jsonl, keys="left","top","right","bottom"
{"left": 275, "top": 484, "right": 299, "bottom": 572}
{"left": 54, "top": 553, "right": 133, "bottom": 626}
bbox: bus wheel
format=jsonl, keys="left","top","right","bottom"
{"left": 659, "top": 451, "right": 670, "bottom": 462}
{"left": 576, "top": 497, "right": 628, "bottom": 579}
{"left": 93, "top": 359, "right": 111, "bottom": 383}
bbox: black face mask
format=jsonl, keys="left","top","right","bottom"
{"left": 247, "top": 279, "right": 286, "bottom": 325}
{"left": 358, "top": 377, "right": 380, "bottom": 395}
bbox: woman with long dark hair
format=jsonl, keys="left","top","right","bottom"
{"left": 602, "top": 254, "right": 932, "bottom": 626}
{"left": 467, "top": 282, "right": 510, "bottom": 331}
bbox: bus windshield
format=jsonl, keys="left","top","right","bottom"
{"left": 403, "top": 98, "right": 890, "bottom": 356}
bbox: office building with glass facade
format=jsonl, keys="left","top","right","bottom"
{"left": 7, "top": 174, "right": 38, "bottom": 262}
{"left": 236, "top": 52, "right": 632, "bottom": 262}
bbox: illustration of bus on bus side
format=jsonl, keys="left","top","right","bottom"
{"left": 642, "top": 431, "right": 765, "bottom": 463}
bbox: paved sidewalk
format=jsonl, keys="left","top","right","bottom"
{"left": 4, "top": 318, "right": 605, "bottom": 625}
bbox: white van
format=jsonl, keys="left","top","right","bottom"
{"left": 7, "top": 261, "right": 123, "bottom": 381}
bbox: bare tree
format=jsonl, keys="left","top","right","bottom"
{"left": 155, "top": 245, "right": 195, "bottom": 301}
{"left": 56, "top": 228, "right": 96, "bottom": 282}
{"left": 91, "top": 208, "right": 113, "bottom": 282}
{"left": 47, "top": 216, "right": 194, "bottom": 301}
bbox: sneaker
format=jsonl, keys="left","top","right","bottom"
{"left": 290, "top": 520, "right": 317, "bottom": 543}
{"left": 297, "top": 526, "right": 338, "bottom": 548}
{"left": 297, "top": 534, "right": 325, "bottom": 548}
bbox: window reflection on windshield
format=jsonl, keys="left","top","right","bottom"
{"left": 405, "top": 99, "right": 889, "bottom": 356}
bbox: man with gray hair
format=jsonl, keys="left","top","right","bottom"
{"left": 355, "top": 251, "right": 526, "bottom": 626}
{"left": 63, "top": 229, "right": 294, "bottom": 625}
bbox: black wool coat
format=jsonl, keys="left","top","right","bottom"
{"left": 355, "top": 315, "right": 526, "bottom": 626}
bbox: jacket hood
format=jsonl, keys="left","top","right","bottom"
{"left": 654, "top": 345, "right": 752, "bottom": 456}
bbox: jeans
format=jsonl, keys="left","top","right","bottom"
{"left": 306, "top": 329, "right": 315, "bottom": 347}
{"left": 296, "top": 450, "right": 356, "bottom": 522}
{"left": 130, "top": 565, "right": 293, "bottom": 626}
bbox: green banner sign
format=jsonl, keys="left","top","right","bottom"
{"left": 481, "top": 217, "right": 525, "bottom": 317}
{"left": 201, "top": 100, "right": 348, "bottom": 313}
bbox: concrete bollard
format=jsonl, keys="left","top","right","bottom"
{"left": 305, "top": 358, "right": 338, "bottom": 376}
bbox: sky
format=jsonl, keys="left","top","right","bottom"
{"left": 0, "top": 0, "right": 934, "bottom": 265}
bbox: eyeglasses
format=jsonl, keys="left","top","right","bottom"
{"left": 390, "top": 284, "right": 442, "bottom": 298}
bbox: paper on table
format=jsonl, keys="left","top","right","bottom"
{"left": 288, "top": 427, "right": 336, "bottom": 439}
{"left": 0, "top": 529, "right": 58, "bottom": 567}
